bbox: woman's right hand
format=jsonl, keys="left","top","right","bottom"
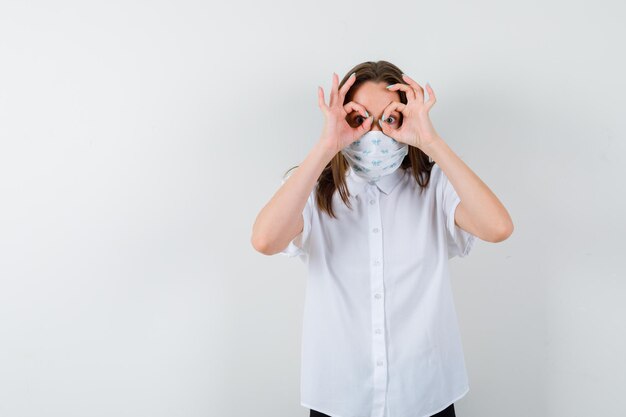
{"left": 317, "top": 72, "right": 374, "bottom": 156}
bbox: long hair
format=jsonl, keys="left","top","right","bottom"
{"left": 283, "top": 60, "right": 435, "bottom": 219}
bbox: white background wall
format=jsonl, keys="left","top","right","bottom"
{"left": 1, "top": 1, "right": 624, "bottom": 416}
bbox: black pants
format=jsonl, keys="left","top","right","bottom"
{"left": 310, "top": 402, "right": 455, "bottom": 417}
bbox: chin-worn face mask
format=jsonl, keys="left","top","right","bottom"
{"left": 341, "top": 130, "right": 408, "bottom": 182}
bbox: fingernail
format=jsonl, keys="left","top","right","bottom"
{"left": 378, "top": 119, "right": 383, "bottom": 128}
{"left": 365, "top": 110, "right": 369, "bottom": 117}
{"left": 386, "top": 84, "right": 394, "bottom": 89}
{"left": 382, "top": 114, "right": 386, "bottom": 121}
{"left": 350, "top": 72, "right": 356, "bottom": 78}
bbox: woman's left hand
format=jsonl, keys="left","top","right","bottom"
{"left": 379, "top": 74, "right": 442, "bottom": 151}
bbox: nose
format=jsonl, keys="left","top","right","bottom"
{"left": 370, "top": 117, "right": 382, "bottom": 131}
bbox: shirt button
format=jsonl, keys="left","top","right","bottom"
{"left": 369, "top": 199, "right": 375, "bottom": 205}
{"left": 372, "top": 227, "right": 379, "bottom": 233}
{"left": 376, "top": 360, "right": 384, "bottom": 366}
{"left": 374, "top": 293, "right": 382, "bottom": 299}
{"left": 373, "top": 260, "right": 380, "bottom": 266}
{"left": 375, "top": 328, "right": 382, "bottom": 334}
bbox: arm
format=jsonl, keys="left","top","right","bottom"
{"left": 422, "top": 137, "right": 514, "bottom": 243}
{"left": 251, "top": 139, "right": 335, "bottom": 255}
{"left": 381, "top": 74, "right": 513, "bottom": 243}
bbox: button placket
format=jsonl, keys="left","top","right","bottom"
{"left": 366, "top": 184, "right": 388, "bottom": 417}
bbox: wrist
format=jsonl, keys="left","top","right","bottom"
{"left": 421, "top": 136, "right": 447, "bottom": 160}
{"left": 315, "top": 137, "right": 338, "bottom": 162}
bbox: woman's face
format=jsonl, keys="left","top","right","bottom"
{"left": 346, "top": 80, "right": 402, "bottom": 132}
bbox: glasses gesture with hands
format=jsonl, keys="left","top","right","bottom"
{"left": 317, "top": 72, "right": 442, "bottom": 155}
{"left": 317, "top": 72, "right": 374, "bottom": 156}
{"left": 379, "top": 74, "right": 441, "bottom": 151}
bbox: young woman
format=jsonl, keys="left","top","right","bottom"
{"left": 252, "top": 60, "right": 513, "bottom": 417}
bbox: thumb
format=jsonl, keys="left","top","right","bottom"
{"left": 379, "top": 117, "right": 392, "bottom": 136}
{"left": 358, "top": 115, "right": 374, "bottom": 135}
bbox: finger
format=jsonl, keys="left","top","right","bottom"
{"left": 339, "top": 72, "right": 356, "bottom": 101}
{"left": 343, "top": 101, "right": 368, "bottom": 118}
{"left": 329, "top": 72, "right": 339, "bottom": 107}
{"left": 424, "top": 82, "right": 437, "bottom": 110}
{"left": 400, "top": 74, "right": 425, "bottom": 102}
{"left": 379, "top": 119, "right": 407, "bottom": 145}
{"left": 357, "top": 115, "right": 374, "bottom": 135}
{"left": 381, "top": 101, "right": 406, "bottom": 123}
{"left": 318, "top": 86, "right": 328, "bottom": 111}
{"left": 379, "top": 114, "right": 397, "bottom": 137}
{"left": 386, "top": 82, "right": 417, "bottom": 101}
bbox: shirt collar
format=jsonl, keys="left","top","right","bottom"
{"left": 345, "top": 165, "right": 407, "bottom": 197}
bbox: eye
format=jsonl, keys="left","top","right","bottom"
{"left": 355, "top": 115, "right": 365, "bottom": 124}
{"left": 385, "top": 116, "right": 397, "bottom": 124}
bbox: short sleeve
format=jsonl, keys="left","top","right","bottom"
{"left": 277, "top": 177, "right": 314, "bottom": 260}
{"left": 436, "top": 165, "right": 477, "bottom": 259}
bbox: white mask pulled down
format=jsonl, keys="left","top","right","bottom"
{"left": 341, "top": 130, "right": 408, "bottom": 182}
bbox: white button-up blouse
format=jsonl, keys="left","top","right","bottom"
{"left": 279, "top": 163, "right": 477, "bottom": 417}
